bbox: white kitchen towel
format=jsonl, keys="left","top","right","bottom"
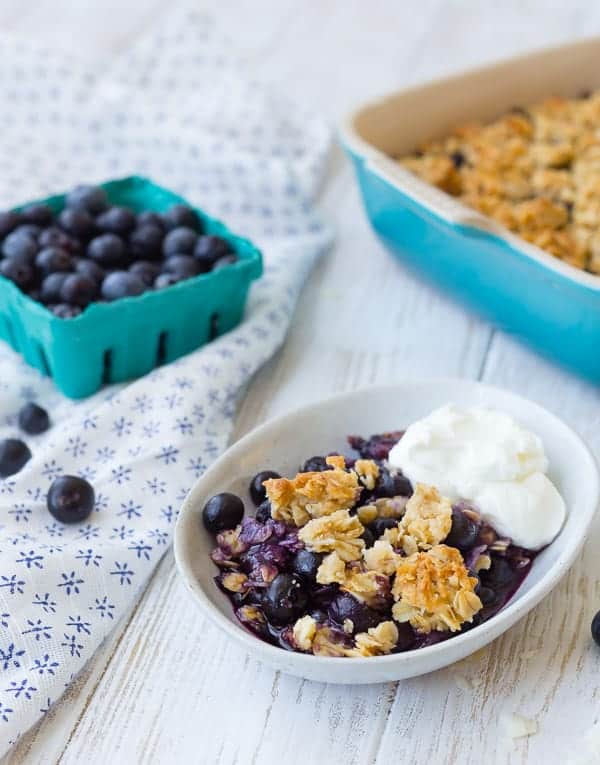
{"left": 0, "top": 7, "right": 332, "bottom": 752}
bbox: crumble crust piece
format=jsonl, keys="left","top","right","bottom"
{"left": 298, "top": 509, "right": 365, "bottom": 561}
{"left": 348, "top": 621, "right": 399, "bottom": 657}
{"left": 394, "top": 483, "right": 453, "bottom": 555}
{"left": 392, "top": 544, "right": 482, "bottom": 633}
{"left": 292, "top": 614, "right": 317, "bottom": 651}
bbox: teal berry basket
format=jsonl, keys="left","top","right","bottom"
{"left": 0, "top": 176, "right": 263, "bottom": 399}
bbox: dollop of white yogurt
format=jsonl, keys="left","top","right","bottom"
{"left": 388, "top": 403, "right": 565, "bottom": 549}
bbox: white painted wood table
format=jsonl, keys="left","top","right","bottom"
{"left": 2, "top": 1, "right": 600, "bottom": 762}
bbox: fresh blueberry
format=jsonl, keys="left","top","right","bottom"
{"left": 0, "top": 210, "right": 20, "bottom": 237}
{"left": 47, "top": 475, "right": 95, "bottom": 523}
{"left": 66, "top": 184, "right": 108, "bottom": 215}
{"left": 38, "top": 227, "right": 81, "bottom": 254}
{"left": 202, "top": 492, "right": 244, "bottom": 533}
{"left": 50, "top": 303, "right": 82, "bottom": 319}
{"left": 28, "top": 288, "right": 41, "bottom": 302}
{"left": 162, "top": 204, "right": 201, "bottom": 232}
{"left": 129, "top": 224, "right": 164, "bottom": 260}
{"left": 59, "top": 274, "right": 97, "bottom": 307}
{"left": 300, "top": 456, "right": 332, "bottom": 473}
{"left": 18, "top": 402, "right": 50, "bottom": 434}
{"left": 163, "top": 226, "right": 198, "bottom": 257}
{"left": 162, "top": 255, "right": 201, "bottom": 279}
{"left": 249, "top": 470, "right": 281, "bottom": 505}
{"left": 35, "top": 247, "right": 72, "bottom": 275}
{"left": 101, "top": 271, "right": 146, "bottom": 301}
{"left": 96, "top": 206, "right": 136, "bottom": 236}
{"left": 73, "top": 258, "right": 105, "bottom": 285}
{"left": 21, "top": 203, "right": 53, "bottom": 226}
{"left": 291, "top": 550, "right": 323, "bottom": 581}
{"left": 375, "top": 469, "right": 412, "bottom": 498}
{"left": 154, "top": 272, "right": 184, "bottom": 289}
{"left": 361, "top": 527, "right": 376, "bottom": 548}
{"left": 40, "top": 272, "right": 71, "bottom": 304}
{"left": 0, "top": 438, "right": 31, "bottom": 477}
{"left": 2, "top": 231, "right": 37, "bottom": 261}
{"left": 137, "top": 210, "right": 165, "bottom": 230}
{"left": 58, "top": 208, "right": 96, "bottom": 240}
{"left": 370, "top": 517, "right": 399, "bottom": 539}
{"left": 328, "top": 592, "right": 381, "bottom": 633}
{"left": 13, "top": 223, "right": 42, "bottom": 241}
{"left": 194, "top": 235, "right": 230, "bottom": 268}
{"left": 592, "top": 611, "right": 600, "bottom": 647}
{"left": 262, "top": 573, "right": 308, "bottom": 625}
{"left": 0, "top": 258, "right": 34, "bottom": 289}
{"left": 129, "top": 260, "right": 161, "bottom": 286}
{"left": 87, "top": 233, "right": 127, "bottom": 267}
{"left": 212, "top": 254, "right": 238, "bottom": 270}
{"left": 445, "top": 508, "right": 480, "bottom": 550}
{"left": 255, "top": 500, "right": 272, "bottom": 523}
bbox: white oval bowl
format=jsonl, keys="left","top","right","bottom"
{"left": 174, "top": 380, "right": 599, "bottom": 684}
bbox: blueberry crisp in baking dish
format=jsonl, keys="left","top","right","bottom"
{"left": 397, "top": 91, "right": 600, "bottom": 275}
{"left": 204, "top": 405, "right": 566, "bottom": 658}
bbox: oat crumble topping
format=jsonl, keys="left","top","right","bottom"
{"left": 397, "top": 93, "right": 600, "bottom": 273}
{"left": 394, "top": 483, "right": 453, "bottom": 555}
{"left": 348, "top": 621, "right": 399, "bottom": 657}
{"left": 392, "top": 544, "right": 482, "bottom": 633}
{"left": 292, "top": 614, "right": 317, "bottom": 651}
{"left": 298, "top": 508, "right": 365, "bottom": 561}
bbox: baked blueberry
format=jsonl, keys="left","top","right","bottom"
{"left": 154, "top": 272, "right": 184, "bottom": 289}
{"left": 0, "top": 210, "right": 20, "bottom": 237}
{"left": 445, "top": 508, "right": 479, "bottom": 550}
{"left": 592, "top": 611, "right": 600, "bottom": 647}
{"left": 478, "top": 586, "right": 496, "bottom": 606}
{"left": 262, "top": 573, "right": 308, "bottom": 625}
{"left": 291, "top": 550, "right": 323, "bottom": 582}
{"left": 129, "top": 224, "right": 163, "bottom": 260}
{"left": 255, "top": 500, "right": 272, "bottom": 523}
{"left": 194, "top": 235, "right": 230, "bottom": 267}
{"left": 60, "top": 274, "right": 97, "bottom": 307}
{"left": 163, "top": 226, "right": 198, "bottom": 256}
{"left": 361, "top": 527, "right": 376, "bottom": 548}
{"left": 0, "top": 438, "right": 31, "bottom": 477}
{"left": 212, "top": 253, "right": 238, "bottom": 270}
{"left": 87, "top": 233, "right": 127, "bottom": 267}
{"left": 18, "top": 402, "right": 50, "bottom": 434}
{"left": 137, "top": 210, "right": 165, "bottom": 230}
{"left": 74, "top": 258, "right": 105, "bottom": 285}
{"left": 162, "top": 203, "right": 201, "bottom": 231}
{"left": 58, "top": 208, "right": 96, "bottom": 240}
{"left": 375, "top": 468, "right": 412, "bottom": 498}
{"left": 51, "top": 303, "right": 82, "bottom": 318}
{"left": 96, "top": 206, "right": 136, "bottom": 236}
{"left": 249, "top": 470, "right": 281, "bottom": 505}
{"left": 328, "top": 592, "right": 381, "bottom": 634}
{"left": 40, "top": 272, "right": 70, "bottom": 304}
{"left": 101, "top": 271, "right": 146, "bottom": 301}
{"left": 300, "top": 456, "right": 332, "bottom": 473}
{"left": 129, "top": 260, "right": 161, "bottom": 286}
{"left": 2, "top": 231, "right": 37, "bottom": 261}
{"left": 35, "top": 247, "right": 72, "bottom": 275}
{"left": 162, "top": 255, "right": 201, "bottom": 278}
{"left": 202, "top": 492, "right": 244, "bottom": 533}
{"left": 0, "top": 258, "right": 34, "bottom": 289}
{"left": 66, "top": 184, "right": 108, "bottom": 215}
{"left": 480, "top": 557, "right": 514, "bottom": 590}
{"left": 370, "top": 517, "right": 399, "bottom": 538}
{"left": 47, "top": 475, "right": 95, "bottom": 523}
{"left": 21, "top": 203, "right": 53, "bottom": 226}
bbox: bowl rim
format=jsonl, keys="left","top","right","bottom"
{"left": 174, "top": 379, "right": 600, "bottom": 670}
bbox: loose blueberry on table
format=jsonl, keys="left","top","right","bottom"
{"left": 204, "top": 430, "right": 541, "bottom": 658}
{"left": 0, "top": 184, "right": 239, "bottom": 317}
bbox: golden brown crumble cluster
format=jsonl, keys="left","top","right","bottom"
{"left": 264, "top": 455, "right": 482, "bottom": 655}
{"left": 397, "top": 93, "right": 600, "bottom": 274}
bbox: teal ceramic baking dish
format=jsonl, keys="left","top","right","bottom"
{"left": 0, "top": 176, "right": 262, "bottom": 398}
{"left": 340, "top": 38, "right": 600, "bottom": 384}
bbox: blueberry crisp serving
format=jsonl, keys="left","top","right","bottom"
{"left": 0, "top": 183, "right": 238, "bottom": 318}
{"left": 204, "top": 406, "right": 566, "bottom": 658}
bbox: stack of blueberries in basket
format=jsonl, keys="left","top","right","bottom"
{"left": 0, "top": 185, "right": 238, "bottom": 318}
